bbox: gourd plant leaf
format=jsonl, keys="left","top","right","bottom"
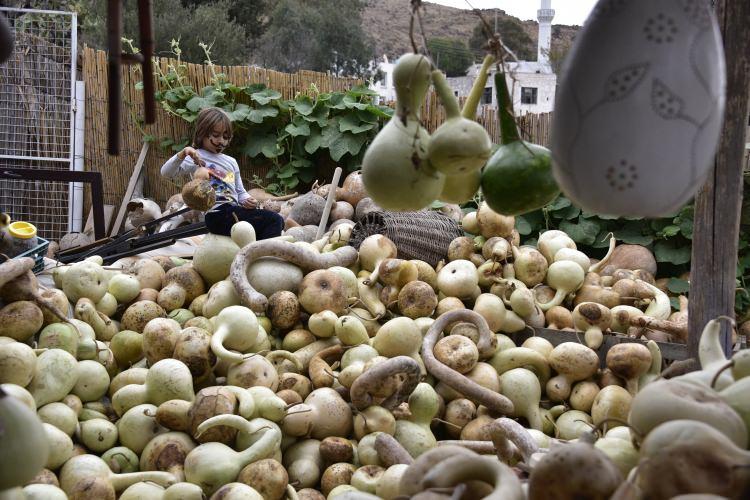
{"left": 654, "top": 239, "right": 691, "bottom": 265}
{"left": 343, "top": 94, "right": 369, "bottom": 110}
{"left": 250, "top": 88, "right": 282, "bottom": 105}
{"left": 285, "top": 116, "right": 311, "bottom": 137}
{"left": 226, "top": 103, "right": 252, "bottom": 122}
{"left": 339, "top": 113, "right": 375, "bottom": 134}
{"left": 186, "top": 91, "right": 221, "bottom": 112}
{"left": 242, "top": 133, "right": 284, "bottom": 159}
{"left": 301, "top": 101, "right": 329, "bottom": 126}
{"left": 327, "top": 129, "right": 368, "bottom": 161}
{"left": 304, "top": 127, "right": 324, "bottom": 155}
{"left": 667, "top": 278, "right": 690, "bottom": 294}
{"left": 294, "top": 95, "right": 315, "bottom": 115}
{"left": 614, "top": 221, "right": 655, "bottom": 246}
{"left": 248, "top": 105, "right": 279, "bottom": 124}
{"left": 559, "top": 217, "right": 600, "bottom": 246}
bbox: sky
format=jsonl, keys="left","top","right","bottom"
{"left": 424, "top": 0, "right": 599, "bottom": 26}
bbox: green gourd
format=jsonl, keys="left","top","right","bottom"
{"left": 481, "top": 67, "right": 559, "bottom": 215}
{"left": 0, "top": 386, "right": 49, "bottom": 489}
{"left": 361, "top": 53, "right": 445, "bottom": 211}
{"left": 428, "top": 56, "right": 493, "bottom": 176}
{"left": 393, "top": 383, "right": 439, "bottom": 457}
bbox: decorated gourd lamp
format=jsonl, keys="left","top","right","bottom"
{"left": 551, "top": 0, "right": 725, "bottom": 217}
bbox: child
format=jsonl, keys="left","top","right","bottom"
{"left": 160, "top": 107, "right": 284, "bottom": 240}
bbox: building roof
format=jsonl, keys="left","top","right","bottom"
{"left": 466, "top": 60, "right": 554, "bottom": 76}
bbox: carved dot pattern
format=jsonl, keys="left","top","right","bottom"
{"left": 651, "top": 79, "right": 684, "bottom": 119}
{"left": 680, "top": 0, "right": 711, "bottom": 27}
{"left": 605, "top": 160, "right": 639, "bottom": 192}
{"left": 643, "top": 13, "right": 678, "bottom": 43}
{"left": 604, "top": 63, "right": 649, "bottom": 101}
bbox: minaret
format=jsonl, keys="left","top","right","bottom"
{"left": 537, "top": 0, "right": 555, "bottom": 65}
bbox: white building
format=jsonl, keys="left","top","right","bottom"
{"left": 371, "top": 0, "right": 557, "bottom": 115}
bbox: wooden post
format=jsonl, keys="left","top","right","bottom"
{"left": 688, "top": 0, "right": 750, "bottom": 359}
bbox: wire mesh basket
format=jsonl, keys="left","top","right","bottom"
{"left": 349, "top": 211, "right": 463, "bottom": 267}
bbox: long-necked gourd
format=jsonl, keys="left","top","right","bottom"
{"left": 361, "top": 53, "right": 445, "bottom": 211}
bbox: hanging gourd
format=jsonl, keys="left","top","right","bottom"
{"left": 480, "top": 66, "right": 559, "bottom": 215}
{"left": 550, "top": 0, "right": 725, "bottom": 217}
{"left": 361, "top": 53, "right": 445, "bottom": 211}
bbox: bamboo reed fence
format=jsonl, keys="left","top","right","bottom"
{"left": 82, "top": 47, "right": 552, "bottom": 228}
{"left": 82, "top": 47, "right": 360, "bottom": 221}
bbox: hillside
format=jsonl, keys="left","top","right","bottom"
{"left": 361, "top": 0, "right": 579, "bottom": 64}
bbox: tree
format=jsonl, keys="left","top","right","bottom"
{"left": 469, "top": 17, "right": 535, "bottom": 61}
{"left": 182, "top": 0, "right": 270, "bottom": 49}
{"left": 427, "top": 38, "right": 473, "bottom": 77}
{"left": 256, "top": 0, "right": 374, "bottom": 77}
{"left": 73, "top": 0, "right": 247, "bottom": 64}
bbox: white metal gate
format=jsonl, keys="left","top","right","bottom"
{"left": 0, "top": 7, "right": 78, "bottom": 240}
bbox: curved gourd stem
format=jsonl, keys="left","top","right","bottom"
{"left": 488, "top": 417, "right": 540, "bottom": 465}
{"left": 421, "top": 454, "right": 525, "bottom": 500}
{"left": 423, "top": 310, "right": 514, "bottom": 415}
{"left": 265, "top": 350, "right": 303, "bottom": 374}
{"left": 349, "top": 356, "right": 421, "bottom": 410}
{"left": 223, "top": 386, "right": 256, "bottom": 419}
{"left": 375, "top": 433, "right": 414, "bottom": 466}
{"left": 462, "top": 54, "right": 495, "bottom": 119}
{"left": 229, "top": 241, "right": 358, "bottom": 313}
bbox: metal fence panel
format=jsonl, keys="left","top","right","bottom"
{"left": 0, "top": 7, "right": 76, "bottom": 240}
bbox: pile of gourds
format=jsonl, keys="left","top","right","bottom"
{"left": 0, "top": 201, "right": 748, "bottom": 500}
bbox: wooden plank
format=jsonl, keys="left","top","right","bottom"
{"left": 687, "top": 0, "right": 750, "bottom": 359}
{"left": 109, "top": 142, "right": 150, "bottom": 236}
{"left": 510, "top": 328, "right": 688, "bottom": 365}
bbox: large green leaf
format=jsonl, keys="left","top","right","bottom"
{"left": 226, "top": 103, "right": 251, "bottom": 121}
{"left": 285, "top": 117, "right": 311, "bottom": 137}
{"left": 301, "top": 101, "right": 329, "bottom": 126}
{"left": 250, "top": 88, "right": 282, "bottom": 105}
{"left": 242, "top": 134, "right": 283, "bottom": 159}
{"left": 327, "top": 130, "right": 368, "bottom": 161}
{"left": 545, "top": 196, "right": 572, "bottom": 212}
{"left": 247, "top": 105, "right": 279, "bottom": 124}
{"left": 613, "top": 222, "right": 655, "bottom": 245}
{"left": 343, "top": 94, "right": 369, "bottom": 110}
{"left": 339, "top": 113, "right": 375, "bottom": 134}
{"left": 294, "top": 95, "right": 315, "bottom": 115}
{"left": 327, "top": 93, "right": 346, "bottom": 109}
{"left": 515, "top": 215, "right": 532, "bottom": 236}
{"left": 667, "top": 278, "right": 690, "bottom": 294}
{"left": 185, "top": 92, "right": 221, "bottom": 111}
{"left": 654, "top": 239, "right": 691, "bottom": 265}
{"left": 559, "top": 217, "right": 600, "bottom": 246}
{"left": 305, "top": 128, "right": 324, "bottom": 154}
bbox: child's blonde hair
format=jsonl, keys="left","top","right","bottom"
{"left": 192, "top": 107, "right": 233, "bottom": 148}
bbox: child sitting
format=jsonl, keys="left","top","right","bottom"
{"left": 160, "top": 107, "right": 284, "bottom": 240}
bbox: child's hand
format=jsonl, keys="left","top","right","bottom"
{"left": 193, "top": 167, "right": 211, "bottom": 180}
{"left": 241, "top": 196, "right": 258, "bottom": 209}
{"left": 179, "top": 146, "right": 204, "bottom": 167}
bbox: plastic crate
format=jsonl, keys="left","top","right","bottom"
{"left": 14, "top": 237, "right": 49, "bottom": 274}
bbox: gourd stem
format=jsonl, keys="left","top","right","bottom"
{"left": 432, "top": 70, "right": 461, "bottom": 119}
{"left": 494, "top": 69, "right": 521, "bottom": 144}
{"left": 462, "top": 54, "right": 495, "bottom": 119}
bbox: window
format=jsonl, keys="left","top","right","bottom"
{"left": 481, "top": 87, "right": 492, "bottom": 105}
{"left": 521, "top": 87, "right": 538, "bottom": 105}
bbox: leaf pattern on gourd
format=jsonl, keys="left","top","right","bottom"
{"left": 651, "top": 79, "right": 685, "bottom": 120}
{"left": 603, "top": 63, "right": 650, "bottom": 102}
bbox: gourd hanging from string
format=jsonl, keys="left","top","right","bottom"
{"left": 361, "top": 51, "right": 445, "bottom": 211}
{"left": 480, "top": 37, "right": 559, "bottom": 216}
